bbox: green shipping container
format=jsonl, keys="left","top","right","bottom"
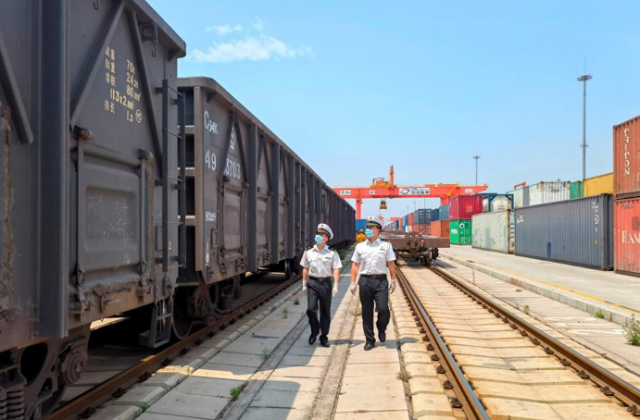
{"left": 570, "top": 181, "right": 583, "bottom": 199}
{"left": 449, "top": 220, "right": 472, "bottom": 245}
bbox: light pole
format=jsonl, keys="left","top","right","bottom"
{"left": 577, "top": 74, "right": 592, "bottom": 182}
{"left": 473, "top": 155, "right": 480, "bottom": 185}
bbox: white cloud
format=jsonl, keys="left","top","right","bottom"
{"left": 205, "top": 24, "right": 243, "bottom": 36}
{"left": 190, "top": 35, "right": 313, "bottom": 63}
{"left": 192, "top": 19, "right": 312, "bottom": 63}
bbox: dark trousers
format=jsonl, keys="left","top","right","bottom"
{"left": 359, "top": 275, "right": 390, "bottom": 344}
{"left": 307, "top": 279, "right": 332, "bottom": 342}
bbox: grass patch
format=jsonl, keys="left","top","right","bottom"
{"left": 262, "top": 347, "right": 273, "bottom": 359}
{"left": 339, "top": 249, "right": 347, "bottom": 261}
{"left": 515, "top": 288, "right": 522, "bottom": 293}
{"left": 397, "top": 369, "right": 411, "bottom": 382}
{"left": 624, "top": 315, "right": 640, "bottom": 346}
{"left": 294, "top": 298, "right": 300, "bottom": 305}
{"left": 594, "top": 309, "right": 605, "bottom": 319}
{"left": 282, "top": 308, "right": 289, "bottom": 319}
{"left": 523, "top": 305, "right": 530, "bottom": 315}
{"left": 230, "top": 383, "right": 247, "bottom": 400}
{"left": 270, "top": 305, "right": 277, "bottom": 312}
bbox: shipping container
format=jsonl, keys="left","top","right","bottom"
{"left": 508, "top": 187, "right": 528, "bottom": 208}
{"left": 450, "top": 195, "right": 483, "bottom": 220}
{"left": 439, "top": 204, "right": 450, "bottom": 220}
{"left": 431, "top": 220, "right": 450, "bottom": 238}
{"left": 527, "top": 181, "right": 571, "bottom": 206}
{"left": 432, "top": 208, "right": 440, "bottom": 221}
{"left": 472, "top": 210, "right": 514, "bottom": 254}
{"left": 414, "top": 208, "right": 433, "bottom": 224}
{"left": 403, "top": 225, "right": 413, "bottom": 233}
{"left": 614, "top": 116, "right": 640, "bottom": 199}
{"left": 614, "top": 197, "right": 640, "bottom": 276}
{"left": 482, "top": 194, "right": 514, "bottom": 212}
{"left": 515, "top": 195, "right": 613, "bottom": 270}
{"left": 356, "top": 219, "right": 367, "bottom": 233}
{"left": 570, "top": 181, "right": 583, "bottom": 199}
{"left": 408, "top": 212, "right": 415, "bottom": 226}
{"left": 413, "top": 223, "right": 431, "bottom": 236}
{"left": 584, "top": 173, "right": 614, "bottom": 197}
{"left": 450, "top": 220, "right": 472, "bottom": 245}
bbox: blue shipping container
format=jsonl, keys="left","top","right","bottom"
{"left": 414, "top": 208, "right": 433, "bottom": 224}
{"left": 356, "top": 219, "right": 367, "bottom": 233}
{"left": 432, "top": 208, "right": 440, "bottom": 221}
{"left": 439, "top": 204, "right": 450, "bottom": 220}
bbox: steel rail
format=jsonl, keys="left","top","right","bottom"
{"left": 396, "top": 265, "right": 490, "bottom": 420}
{"left": 47, "top": 276, "right": 299, "bottom": 420}
{"left": 431, "top": 264, "right": 640, "bottom": 417}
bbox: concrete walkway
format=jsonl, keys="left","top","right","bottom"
{"left": 440, "top": 246, "right": 640, "bottom": 326}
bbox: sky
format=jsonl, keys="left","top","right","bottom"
{"left": 149, "top": 0, "right": 640, "bottom": 219}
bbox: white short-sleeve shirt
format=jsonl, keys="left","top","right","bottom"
{"left": 351, "top": 238, "right": 396, "bottom": 275}
{"left": 300, "top": 245, "right": 343, "bottom": 278}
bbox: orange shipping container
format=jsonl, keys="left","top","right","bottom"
{"left": 412, "top": 223, "right": 431, "bottom": 236}
{"left": 614, "top": 117, "right": 640, "bottom": 199}
{"left": 614, "top": 197, "right": 640, "bottom": 276}
{"left": 430, "top": 220, "right": 450, "bottom": 238}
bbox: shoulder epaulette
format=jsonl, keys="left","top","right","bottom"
{"left": 306, "top": 245, "right": 314, "bottom": 250}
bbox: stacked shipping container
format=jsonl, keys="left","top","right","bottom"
{"left": 614, "top": 117, "right": 640, "bottom": 276}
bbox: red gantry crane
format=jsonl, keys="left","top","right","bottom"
{"left": 333, "top": 166, "right": 489, "bottom": 219}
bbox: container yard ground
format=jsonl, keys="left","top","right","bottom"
{"left": 438, "top": 246, "right": 640, "bottom": 378}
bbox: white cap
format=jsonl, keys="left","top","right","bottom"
{"left": 365, "top": 216, "right": 383, "bottom": 229}
{"left": 317, "top": 223, "right": 334, "bottom": 240}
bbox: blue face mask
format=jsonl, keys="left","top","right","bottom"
{"left": 314, "top": 235, "right": 323, "bottom": 244}
{"left": 364, "top": 229, "right": 374, "bottom": 238}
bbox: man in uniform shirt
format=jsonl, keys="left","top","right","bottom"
{"left": 350, "top": 216, "right": 397, "bottom": 350}
{"left": 300, "top": 223, "right": 342, "bottom": 347}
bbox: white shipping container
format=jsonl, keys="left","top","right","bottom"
{"left": 472, "top": 210, "right": 514, "bottom": 254}
{"left": 528, "top": 181, "right": 571, "bottom": 206}
{"left": 508, "top": 188, "right": 525, "bottom": 208}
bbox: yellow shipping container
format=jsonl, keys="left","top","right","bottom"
{"left": 583, "top": 173, "right": 614, "bottom": 197}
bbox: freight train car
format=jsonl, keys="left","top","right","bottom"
{"left": 0, "top": 1, "right": 186, "bottom": 417}
{"left": 175, "top": 77, "right": 353, "bottom": 336}
{"left": 0, "top": 4, "right": 354, "bottom": 419}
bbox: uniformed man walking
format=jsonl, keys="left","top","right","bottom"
{"left": 300, "top": 223, "right": 342, "bottom": 347}
{"left": 350, "top": 216, "right": 397, "bottom": 350}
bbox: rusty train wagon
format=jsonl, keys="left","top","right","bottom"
{"left": 0, "top": 0, "right": 186, "bottom": 418}
{"left": 175, "top": 77, "right": 354, "bottom": 336}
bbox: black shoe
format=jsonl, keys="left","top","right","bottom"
{"left": 364, "top": 342, "right": 375, "bottom": 351}
{"left": 309, "top": 334, "right": 317, "bottom": 345}
{"left": 379, "top": 331, "right": 386, "bottom": 343}
{"left": 320, "top": 340, "right": 330, "bottom": 348}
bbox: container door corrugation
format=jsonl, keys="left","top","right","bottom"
{"left": 472, "top": 210, "right": 513, "bottom": 254}
{"left": 614, "top": 197, "right": 640, "bottom": 276}
{"left": 614, "top": 117, "right": 640, "bottom": 199}
{"left": 515, "top": 195, "right": 613, "bottom": 270}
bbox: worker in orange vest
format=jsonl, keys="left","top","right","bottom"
{"left": 355, "top": 229, "right": 366, "bottom": 243}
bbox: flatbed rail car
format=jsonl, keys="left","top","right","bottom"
{"left": 380, "top": 231, "right": 449, "bottom": 266}
{"left": 175, "top": 77, "right": 354, "bottom": 337}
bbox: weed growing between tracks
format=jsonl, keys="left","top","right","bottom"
{"left": 294, "top": 298, "right": 300, "bottom": 305}
{"left": 624, "top": 315, "right": 640, "bottom": 346}
{"left": 282, "top": 308, "right": 289, "bottom": 319}
{"left": 262, "top": 347, "right": 273, "bottom": 359}
{"left": 230, "top": 383, "right": 247, "bottom": 400}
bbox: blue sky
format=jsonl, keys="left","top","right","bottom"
{"left": 150, "top": 1, "right": 640, "bottom": 219}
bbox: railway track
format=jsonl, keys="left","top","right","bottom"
{"left": 47, "top": 275, "right": 300, "bottom": 420}
{"left": 397, "top": 258, "right": 640, "bottom": 419}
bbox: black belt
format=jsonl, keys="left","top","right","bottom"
{"left": 309, "top": 276, "right": 331, "bottom": 282}
{"left": 361, "top": 274, "right": 387, "bottom": 280}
